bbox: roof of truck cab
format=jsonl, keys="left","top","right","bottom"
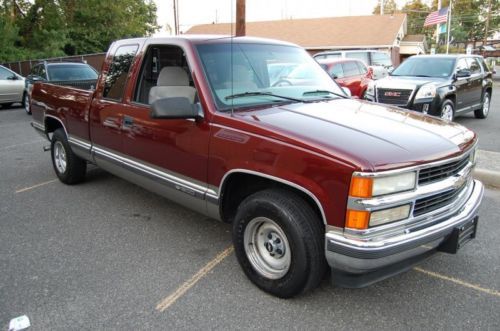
{"left": 115, "top": 35, "right": 299, "bottom": 47}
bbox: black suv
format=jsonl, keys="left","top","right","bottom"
{"left": 24, "top": 61, "right": 98, "bottom": 114}
{"left": 365, "top": 55, "right": 494, "bottom": 121}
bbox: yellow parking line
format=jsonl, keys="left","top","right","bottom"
{"left": 15, "top": 179, "right": 58, "bottom": 194}
{"left": 156, "top": 246, "right": 234, "bottom": 312}
{"left": 414, "top": 267, "right": 500, "bottom": 297}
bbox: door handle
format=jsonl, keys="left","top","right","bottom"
{"left": 123, "top": 116, "right": 134, "bottom": 127}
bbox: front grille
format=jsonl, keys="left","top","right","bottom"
{"left": 51, "top": 79, "right": 97, "bottom": 90}
{"left": 418, "top": 156, "right": 469, "bottom": 185}
{"left": 376, "top": 88, "right": 412, "bottom": 105}
{"left": 413, "top": 184, "right": 467, "bottom": 217}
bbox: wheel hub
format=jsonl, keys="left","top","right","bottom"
{"left": 243, "top": 217, "right": 291, "bottom": 279}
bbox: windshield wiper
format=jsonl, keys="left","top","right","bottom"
{"left": 302, "top": 89, "right": 348, "bottom": 99}
{"left": 225, "top": 91, "right": 304, "bottom": 103}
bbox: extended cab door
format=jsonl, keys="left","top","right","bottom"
{"left": 119, "top": 43, "right": 211, "bottom": 211}
{"left": 90, "top": 43, "right": 140, "bottom": 168}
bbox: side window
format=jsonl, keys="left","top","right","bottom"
{"left": 329, "top": 64, "right": 344, "bottom": 78}
{"left": 342, "top": 61, "right": 360, "bottom": 77}
{"left": 104, "top": 44, "right": 139, "bottom": 100}
{"left": 346, "top": 52, "right": 369, "bottom": 65}
{"left": 455, "top": 58, "right": 468, "bottom": 73}
{"left": 30, "top": 65, "right": 40, "bottom": 78}
{"left": 356, "top": 61, "right": 368, "bottom": 74}
{"left": 0, "top": 67, "right": 12, "bottom": 79}
{"left": 466, "top": 58, "right": 481, "bottom": 75}
{"left": 134, "top": 45, "right": 195, "bottom": 105}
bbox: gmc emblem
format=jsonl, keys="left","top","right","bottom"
{"left": 384, "top": 91, "right": 401, "bottom": 97}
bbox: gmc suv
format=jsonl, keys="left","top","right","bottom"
{"left": 365, "top": 54, "right": 493, "bottom": 121}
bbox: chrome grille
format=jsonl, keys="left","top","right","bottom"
{"left": 413, "top": 184, "right": 467, "bottom": 217}
{"left": 418, "top": 156, "right": 469, "bottom": 185}
{"left": 376, "top": 88, "right": 412, "bottom": 105}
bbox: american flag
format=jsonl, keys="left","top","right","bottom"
{"left": 424, "top": 7, "right": 449, "bottom": 27}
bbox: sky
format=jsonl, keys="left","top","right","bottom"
{"left": 153, "top": 0, "right": 426, "bottom": 35}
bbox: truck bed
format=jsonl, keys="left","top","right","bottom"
{"left": 31, "top": 82, "right": 94, "bottom": 141}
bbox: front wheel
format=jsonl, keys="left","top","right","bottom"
{"left": 51, "top": 128, "right": 87, "bottom": 184}
{"left": 232, "top": 189, "right": 326, "bottom": 298}
{"left": 474, "top": 91, "right": 490, "bottom": 119}
{"left": 440, "top": 99, "right": 455, "bottom": 121}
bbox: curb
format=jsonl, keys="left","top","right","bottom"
{"left": 473, "top": 168, "right": 500, "bottom": 189}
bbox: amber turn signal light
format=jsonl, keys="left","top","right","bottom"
{"left": 345, "top": 209, "right": 370, "bottom": 230}
{"left": 349, "top": 177, "right": 373, "bottom": 198}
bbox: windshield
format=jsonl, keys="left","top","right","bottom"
{"left": 391, "top": 57, "right": 455, "bottom": 78}
{"left": 196, "top": 42, "right": 344, "bottom": 110}
{"left": 48, "top": 65, "right": 98, "bottom": 81}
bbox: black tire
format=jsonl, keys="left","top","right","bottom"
{"left": 23, "top": 93, "right": 31, "bottom": 115}
{"left": 232, "top": 189, "right": 326, "bottom": 298}
{"left": 51, "top": 128, "right": 87, "bottom": 184}
{"left": 439, "top": 99, "right": 455, "bottom": 121}
{"left": 474, "top": 91, "right": 490, "bottom": 119}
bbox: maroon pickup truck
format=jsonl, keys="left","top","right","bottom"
{"left": 30, "top": 36, "right": 484, "bottom": 298}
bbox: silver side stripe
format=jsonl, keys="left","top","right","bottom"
{"left": 68, "top": 136, "right": 92, "bottom": 151}
{"left": 92, "top": 146, "right": 216, "bottom": 202}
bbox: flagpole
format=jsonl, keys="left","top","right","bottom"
{"left": 446, "top": 0, "right": 452, "bottom": 54}
{"left": 436, "top": 0, "right": 441, "bottom": 46}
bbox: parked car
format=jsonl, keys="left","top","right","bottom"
{"left": 317, "top": 58, "right": 373, "bottom": 98}
{"left": 30, "top": 36, "right": 483, "bottom": 298}
{"left": 364, "top": 54, "right": 494, "bottom": 121}
{"left": 0, "top": 65, "right": 25, "bottom": 108}
{"left": 313, "top": 50, "right": 393, "bottom": 80}
{"left": 24, "top": 62, "right": 98, "bottom": 114}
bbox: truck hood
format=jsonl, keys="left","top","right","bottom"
{"left": 233, "top": 99, "right": 475, "bottom": 171}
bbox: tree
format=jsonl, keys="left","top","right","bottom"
{"left": 372, "top": 0, "right": 399, "bottom": 15}
{"left": 401, "top": 0, "right": 430, "bottom": 35}
{"left": 0, "top": 0, "right": 158, "bottom": 62}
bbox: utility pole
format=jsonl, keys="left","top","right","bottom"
{"left": 446, "top": 0, "right": 452, "bottom": 54}
{"left": 173, "top": 0, "right": 179, "bottom": 35}
{"left": 381, "top": 0, "right": 384, "bottom": 15}
{"left": 484, "top": 0, "right": 492, "bottom": 47}
{"left": 236, "top": 0, "right": 245, "bottom": 36}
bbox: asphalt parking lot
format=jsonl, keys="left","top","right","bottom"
{"left": 1, "top": 100, "right": 499, "bottom": 330}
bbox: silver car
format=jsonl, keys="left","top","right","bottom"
{"left": 0, "top": 65, "right": 25, "bottom": 108}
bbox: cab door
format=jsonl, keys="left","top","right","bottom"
{"left": 119, "top": 44, "right": 210, "bottom": 211}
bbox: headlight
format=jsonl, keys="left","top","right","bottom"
{"left": 366, "top": 81, "right": 375, "bottom": 96}
{"left": 415, "top": 84, "right": 436, "bottom": 99}
{"left": 370, "top": 204, "right": 411, "bottom": 227}
{"left": 349, "top": 171, "right": 417, "bottom": 198}
{"left": 469, "top": 148, "right": 477, "bottom": 164}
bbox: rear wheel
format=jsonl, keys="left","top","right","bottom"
{"left": 23, "top": 93, "right": 31, "bottom": 115}
{"left": 51, "top": 128, "right": 87, "bottom": 184}
{"left": 440, "top": 99, "right": 455, "bottom": 121}
{"left": 232, "top": 189, "right": 326, "bottom": 298}
{"left": 474, "top": 91, "right": 490, "bottom": 119}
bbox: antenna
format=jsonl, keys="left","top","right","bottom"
{"left": 231, "top": 0, "right": 234, "bottom": 117}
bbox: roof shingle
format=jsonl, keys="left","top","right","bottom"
{"left": 186, "top": 14, "right": 407, "bottom": 49}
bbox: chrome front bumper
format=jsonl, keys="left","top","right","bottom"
{"left": 325, "top": 179, "right": 484, "bottom": 275}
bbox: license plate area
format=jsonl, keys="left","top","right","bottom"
{"left": 438, "top": 216, "right": 478, "bottom": 254}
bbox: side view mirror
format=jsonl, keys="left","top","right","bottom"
{"left": 341, "top": 87, "right": 352, "bottom": 97}
{"left": 7, "top": 75, "right": 19, "bottom": 81}
{"left": 455, "top": 69, "right": 471, "bottom": 78}
{"left": 150, "top": 97, "right": 202, "bottom": 120}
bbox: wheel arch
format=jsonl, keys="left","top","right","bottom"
{"left": 44, "top": 115, "right": 68, "bottom": 137}
{"left": 218, "top": 169, "right": 327, "bottom": 225}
